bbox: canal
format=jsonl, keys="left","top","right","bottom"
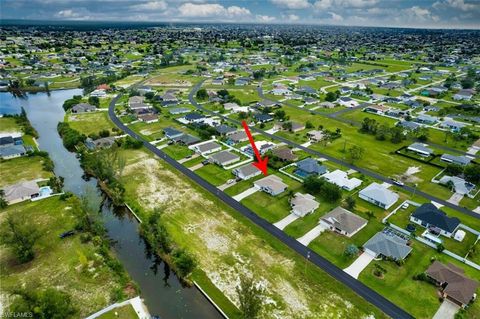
{"left": 0, "top": 90, "right": 223, "bottom": 319}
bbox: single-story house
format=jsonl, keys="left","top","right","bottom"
{"left": 425, "top": 261, "right": 479, "bottom": 308}
{"left": 291, "top": 122, "right": 306, "bottom": 132}
{"left": 226, "top": 130, "right": 248, "bottom": 144}
{"left": 216, "top": 124, "right": 237, "bottom": 135}
{"left": 307, "top": 130, "right": 325, "bottom": 142}
{"left": 398, "top": 121, "right": 421, "bottom": 131}
{"left": 192, "top": 141, "right": 222, "bottom": 156}
{"left": 138, "top": 113, "right": 158, "bottom": 123}
{"left": 272, "top": 148, "right": 297, "bottom": 162}
{"left": 319, "top": 101, "right": 335, "bottom": 109}
{"left": 410, "top": 203, "right": 460, "bottom": 237}
{"left": 232, "top": 163, "right": 262, "bottom": 180}
{"left": 453, "top": 89, "right": 473, "bottom": 101}
{"left": 359, "top": 183, "right": 399, "bottom": 209}
{"left": 3, "top": 180, "right": 40, "bottom": 205}
{"left": 407, "top": 142, "right": 433, "bottom": 157}
{"left": 163, "top": 127, "right": 183, "bottom": 139}
{"left": 439, "top": 175, "right": 475, "bottom": 196}
{"left": 209, "top": 150, "right": 240, "bottom": 167}
{"left": 363, "top": 231, "right": 412, "bottom": 260}
{"left": 172, "top": 134, "right": 201, "bottom": 146}
{"left": 169, "top": 107, "right": 190, "bottom": 115}
{"left": 320, "top": 206, "right": 367, "bottom": 237}
{"left": 290, "top": 193, "right": 319, "bottom": 217}
{"left": 294, "top": 158, "right": 328, "bottom": 178}
{"left": 440, "top": 120, "right": 468, "bottom": 132}
{"left": 0, "top": 136, "right": 20, "bottom": 148}
{"left": 183, "top": 112, "right": 206, "bottom": 124}
{"left": 415, "top": 114, "right": 438, "bottom": 125}
{"left": 323, "top": 169, "right": 362, "bottom": 191}
{"left": 129, "top": 96, "right": 144, "bottom": 106}
{"left": 338, "top": 97, "right": 359, "bottom": 108}
{"left": 254, "top": 113, "right": 273, "bottom": 123}
{"left": 85, "top": 137, "right": 116, "bottom": 150}
{"left": 254, "top": 175, "right": 288, "bottom": 196}
{"left": 0, "top": 144, "right": 27, "bottom": 159}
{"left": 224, "top": 102, "right": 240, "bottom": 111}
{"left": 72, "top": 103, "right": 96, "bottom": 113}
{"left": 440, "top": 154, "right": 472, "bottom": 166}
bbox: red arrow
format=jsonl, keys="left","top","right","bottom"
{"left": 241, "top": 120, "right": 268, "bottom": 176}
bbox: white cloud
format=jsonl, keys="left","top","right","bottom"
{"left": 134, "top": 1, "right": 168, "bottom": 11}
{"left": 178, "top": 3, "right": 251, "bottom": 18}
{"left": 314, "top": 0, "right": 377, "bottom": 10}
{"left": 281, "top": 13, "right": 300, "bottom": 22}
{"left": 313, "top": 0, "right": 332, "bottom": 10}
{"left": 446, "top": 0, "right": 479, "bottom": 11}
{"left": 328, "top": 11, "right": 344, "bottom": 21}
{"left": 256, "top": 15, "right": 276, "bottom": 22}
{"left": 271, "top": 0, "right": 311, "bottom": 9}
{"left": 405, "top": 6, "right": 439, "bottom": 22}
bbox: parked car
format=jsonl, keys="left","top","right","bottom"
{"left": 392, "top": 179, "right": 404, "bottom": 186}
{"left": 202, "top": 159, "right": 210, "bottom": 165}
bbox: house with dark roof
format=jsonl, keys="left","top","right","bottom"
{"left": 163, "top": 127, "right": 183, "bottom": 139}
{"left": 294, "top": 158, "right": 327, "bottom": 178}
{"left": 272, "top": 148, "right": 297, "bottom": 162}
{"left": 172, "top": 134, "right": 201, "bottom": 146}
{"left": 426, "top": 261, "right": 479, "bottom": 308}
{"left": 363, "top": 230, "right": 412, "bottom": 260}
{"left": 0, "top": 144, "right": 27, "bottom": 159}
{"left": 410, "top": 203, "right": 460, "bottom": 237}
{"left": 254, "top": 113, "right": 273, "bottom": 123}
{"left": 72, "top": 103, "right": 96, "bottom": 113}
{"left": 215, "top": 124, "right": 236, "bottom": 135}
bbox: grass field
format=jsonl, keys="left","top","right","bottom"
{"left": 97, "top": 304, "right": 138, "bottom": 319}
{"left": 0, "top": 156, "right": 53, "bottom": 187}
{"left": 67, "top": 111, "right": 116, "bottom": 136}
{"left": 0, "top": 117, "right": 22, "bottom": 134}
{"left": 0, "top": 197, "right": 127, "bottom": 318}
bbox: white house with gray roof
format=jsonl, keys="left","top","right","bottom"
{"left": 407, "top": 143, "right": 433, "bottom": 157}
{"left": 254, "top": 175, "right": 287, "bottom": 196}
{"left": 363, "top": 231, "right": 412, "bottom": 260}
{"left": 209, "top": 150, "right": 240, "bottom": 167}
{"left": 191, "top": 141, "right": 222, "bottom": 156}
{"left": 320, "top": 206, "right": 367, "bottom": 237}
{"left": 290, "top": 193, "right": 319, "bottom": 217}
{"left": 359, "top": 183, "right": 399, "bottom": 209}
{"left": 3, "top": 181, "right": 40, "bottom": 205}
{"left": 440, "top": 154, "right": 472, "bottom": 166}
{"left": 232, "top": 164, "right": 262, "bottom": 180}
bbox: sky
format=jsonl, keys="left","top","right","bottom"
{"left": 1, "top": 0, "right": 480, "bottom": 29}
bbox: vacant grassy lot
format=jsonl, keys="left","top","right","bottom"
{"left": 67, "top": 111, "right": 116, "bottom": 136}
{"left": 119, "top": 148, "right": 387, "bottom": 319}
{"left": 0, "top": 197, "right": 126, "bottom": 318}
{"left": 0, "top": 156, "right": 53, "bottom": 187}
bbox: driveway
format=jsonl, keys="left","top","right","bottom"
{"left": 232, "top": 186, "right": 258, "bottom": 202}
{"left": 218, "top": 180, "right": 237, "bottom": 191}
{"left": 447, "top": 193, "right": 463, "bottom": 205}
{"left": 432, "top": 300, "right": 460, "bottom": 319}
{"left": 297, "top": 224, "right": 327, "bottom": 246}
{"left": 273, "top": 213, "right": 300, "bottom": 230}
{"left": 178, "top": 153, "right": 199, "bottom": 164}
{"left": 343, "top": 251, "right": 375, "bottom": 279}
{"left": 189, "top": 163, "right": 204, "bottom": 171}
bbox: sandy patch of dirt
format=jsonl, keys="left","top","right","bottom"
{"left": 396, "top": 166, "right": 422, "bottom": 183}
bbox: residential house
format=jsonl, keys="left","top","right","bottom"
{"left": 410, "top": 203, "right": 460, "bottom": 237}
{"left": 453, "top": 89, "right": 474, "bottom": 101}
{"left": 415, "top": 114, "right": 438, "bottom": 125}
{"left": 363, "top": 231, "right": 412, "bottom": 260}
{"left": 307, "top": 130, "right": 325, "bottom": 142}
{"left": 209, "top": 150, "right": 240, "bottom": 167}
{"left": 254, "top": 113, "right": 273, "bottom": 123}
{"left": 0, "top": 144, "right": 27, "bottom": 159}
{"left": 320, "top": 206, "right": 367, "bottom": 237}
{"left": 226, "top": 130, "right": 248, "bottom": 144}
{"left": 3, "top": 180, "right": 40, "bottom": 205}
{"left": 363, "top": 104, "right": 390, "bottom": 115}
{"left": 85, "top": 137, "right": 115, "bottom": 150}
{"left": 182, "top": 112, "right": 205, "bottom": 124}
{"left": 407, "top": 143, "right": 433, "bottom": 157}
{"left": 215, "top": 124, "right": 237, "bottom": 135}
{"left": 290, "top": 193, "right": 319, "bottom": 217}
{"left": 323, "top": 169, "right": 362, "bottom": 191}
{"left": 338, "top": 97, "right": 359, "bottom": 108}
{"left": 359, "top": 183, "right": 399, "bottom": 209}
{"left": 171, "top": 134, "right": 201, "bottom": 146}
{"left": 398, "top": 121, "right": 421, "bottom": 131}
{"left": 440, "top": 120, "right": 467, "bottom": 132}
{"left": 294, "top": 158, "right": 327, "bottom": 178}
{"left": 254, "top": 175, "right": 288, "bottom": 196}
{"left": 440, "top": 154, "right": 472, "bottom": 166}
{"left": 163, "top": 127, "right": 183, "bottom": 140}
{"left": 439, "top": 176, "right": 475, "bottom": 196}
{"left": 138, "top": 113, "right": 158, "bottom": 123}
{"left": 233, "top": 163, "right": 262, "bottom": 180}
{"left": 191, "top": 141, "right": 222, "bottom": 156}
{"left": 72, "top": 103, "right": 96, "bottom": 113}
{"left": 169, "top": 107, "right": 190, "bottom": 115}
{"left": 319, "top": 101, "right": 335, "bottom": 109}
{"left": 272, "top": 148, "right": 297, "bottom": 162}
{"left": 425, "top": 261, "right": 479, "bottom": 308}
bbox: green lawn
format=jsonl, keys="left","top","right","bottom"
{"left": 0, "top": 156, "right": 53, "bottom": 188}
{"left": 0, "top": 117, "right": 22, "bottom": 134}
{"left": 0, "top": 197, "right": 129, "bottom": 318}
{"left": 162, "top": 144, "right": 194, "bottom": 160}
{"left": 67, "top": 111, "right": 115, "bottom": 136}
{"left": 195, "top": 163, "right": 233, "bottom": 186}
{"left": 97, "top": 304, "right": 138, "bottom": 319}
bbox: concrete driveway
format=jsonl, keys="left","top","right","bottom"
{"left": 178, "top": 153, "right": 199, "bottom": 164}
{"left": 232, "top": 186, "right": 258, "bottom": 202}
{"left": 297, "top": 224, "right": 327, "bottom": 246}
{"left": 189, "top": 163, "right": 204, "bottom": 171}
{"left": 343, "top": 251, "right": 375, "bottom": 279}
{"left": 218, "top": 180, "right": 237, "bottom": 191}
{"left": 432, "top": 300, "right": 460, "bottom": 319}
{"left": 273, "top": 213, "right": 300, "bottom": 230}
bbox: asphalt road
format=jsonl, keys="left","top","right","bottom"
{"left": 191, "top": 81, "right": 478, "bottom": 220}
{"left": 108, "top": 93, "right": 414, "bottom": 319}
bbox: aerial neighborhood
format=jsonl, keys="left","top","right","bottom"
{"left": 0, "top": 10, "right": 479, "bottom": 319}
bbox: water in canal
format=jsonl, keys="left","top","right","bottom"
{"left": 0, "top": 90, "right": 223, "bottom": 319}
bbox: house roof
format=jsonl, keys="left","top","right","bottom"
{"left": 227, "top": 130, "right": 248, "bottom": 142}
{"left": 185, "top": 112, "right": 204, "bottom": 121}
{"left": 0, "top": 145, "right": 26, "bottom": 157}
{"left": 3, "top": 180, "right": 39, "bottom": 202}
{"left": 426, "top": 261, "right": 479, "bottom": 305}
{"left": 233, "top": 163, "right": 261, "bottom": 177}
{"left": 364, "top": 231, "right": 412, "bottom": 260}
{"left": 254, "top": 175, "right": 288, "bottom": 194}
{"left": 359, "top": 183, "right": 399, "bottom": 207}
{"left": 296, "top": 158, "right": 327, "bottom": 175}
{"left": 172, "top": 134, "right": 201, "bottom": 145}
{"left": 440, "top": 154, "right": 472, "bottom": 166}
{"left": 72, "top": 103, "right": 96, "bottom": 112}
{"left": 321, "top": 206, "right": 367, "bottom": 235}
{"left": 163, "top": 127, "right": 183, "bottom": 138}
{"left": 0, "top": 136, "right": 14, "bottom": 146}
{"left": 408, "top": 142, "right": 433, "bottom": 155}
{"left": 272, "top": 148, "right": 297, "bottom": 161}
{"left": 216, "top": 124, "right": 236, "bottom": 135}
{"left": 412, "top": 203, "right": 460, "bottom": 233}
{"left": 195, "top": 141, "right": 221, "bottom": 153}
{"left": 291, "top": 193, "right": 319, "bottom": 216}
{"left": 209, "top": 150, "right": 239, "bottom": 164}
